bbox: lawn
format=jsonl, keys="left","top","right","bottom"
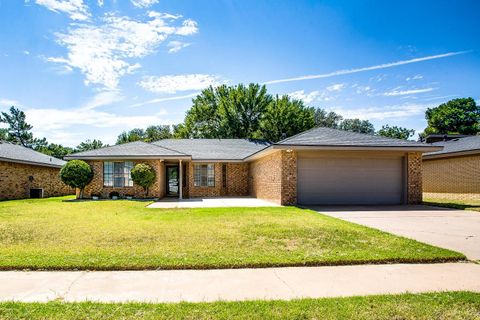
{"left": 0, "top": 292, "right": 479, "bottom": 319}
{"left": 0, "top": 196, "right": 464, "bottom": 270}
{"left": 424, "top": 196, "right": 480, "bottom": 212}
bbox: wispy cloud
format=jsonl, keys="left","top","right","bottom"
{"left": 34, "top": 0, "right": 91, "bottom": 21}
{"left": 263, "top": 51, "right": 470, "bottom": 85}
{"left": 167, "top": 40, "right": 190, "bottom": 53}
{"left": 333, "top": 103, "right": 432, "bottom": 120}
{"left": 326, "top": 83, "right": 345, "bottom": 92}
{"left": 406, "top": 74, "right": 423, "bottom": 81}
{"left": 45, "top": 11, "right": 199, "bottom": 89}
{"left": 0, "top": 98, "right": 21, "bottom": 107}
{"left": 130, "top": 93, "right": 199, "bottom": 108}
{"left": 384, "top": 87, "right": 435, "bottom": 96}
{"left": 131, "top": 0, "right": 158, "bottom": 8}
{"left": 289, "top": 90, "right": 321, "bottom": 104}
{"left": 81, "top": 90, "right": 124, "bottom": 110}
{"left": 138, "top": 74, "right": 222, "bottom": 94}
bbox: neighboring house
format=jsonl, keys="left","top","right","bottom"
{"left": 423, "top": 135, "right": 480, "bottom": 195}
{"left": 0, "top": 141, "right": 73, "bottom": 200}
{"left": 65, "top": 127, "right": 440, "bottom": 205}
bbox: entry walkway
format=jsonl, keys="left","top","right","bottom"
{"left": 1, "top": 263, "right": 479, "bottom": 303}
{"left": 148, "top": 197, "right": 280, "bottom": 208}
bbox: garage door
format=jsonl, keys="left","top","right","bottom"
{"left": 297, "top": 152, "right": 405, "bottom": 205}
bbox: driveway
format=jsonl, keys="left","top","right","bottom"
{"left": 309, "top": 205, "right": 480, "bottom": 260}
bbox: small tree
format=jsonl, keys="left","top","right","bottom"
{"left": 60, "top": 160, "right": 93, "bottom": 199}
{"left": 377, "top": 125, "right": 415, "bottom": 140}
{"left": 131, "top": 163, "right": 156, "bottom": 197}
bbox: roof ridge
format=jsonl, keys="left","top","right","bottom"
{"left": 275, "top": 126, "right": 322, "bottom": 144}
{"left": 148, "top": 141, "right": 190, "bottom": 156}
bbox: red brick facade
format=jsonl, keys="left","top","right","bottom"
{"left": 0, "top": 160, "right": 74, "bottom": 200}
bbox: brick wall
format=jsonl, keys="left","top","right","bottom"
{"left": 423, "top": 154, "right": 480, "bottom": 194}
{"left": 0, "top": 160, "right": 73, "bottom": 200}
{"left": 83, "top": 159, "right": 164, "bottom": 198}
{"left": 407, "top": 152, "right": 423, "bottom": 204}
{"left": 281, "top": 150, "right": 297, "bottom": 205}
{"left": 226, "top": 163, "right": 249, "bottom": 196}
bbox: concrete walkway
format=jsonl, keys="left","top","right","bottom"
{"left": 1, "top": 263, "right": 479, "bottom": 303}
{"left": 148, "top": 197, "right": 280, "bottom": 208}
{"left": 311, "top": 205, "right": 480, "bottom": 260}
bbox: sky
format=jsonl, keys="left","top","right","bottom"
{"left": 0, "top": 0, "right": 479, "bottom": 147}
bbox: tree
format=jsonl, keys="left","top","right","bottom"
{"left": 339, "top": 118, "right": 375, "bottom": 134}
{"left": 36, "top": 143, "right": 74, "bottom": 159}
{"left": 131, "top": 163, "right": 156, "bottom": 197}
{"left": 60, "top": 160, "right": 93, "bottom": 199}
{"left": 144, "top": 125, "right": 172, "bottom": 142}
{"left": 260, "top": 95, "right": 315, "bottom": 142}
{"left": 377, "top": 125, "right": 415, "bottom": 140}
{"left": 0, "top": 106, "right": 33, "bottom": 147}
{"left": 116, "top": 128, "right": 145, "bottom": 144}
{"left": 76, "top": 139, "right": 106, "bottom": 152}
{"left": 0, "top": 128, "right": 8, "bottom": 140}
{"left": 314, "top": 109, "right": 343, "bottom": 128}
{"left": 424, "top": 97, "right": 480, "bottom": 135}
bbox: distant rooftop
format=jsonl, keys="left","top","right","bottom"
{"left": 424, "top": 135, "right": 480, "bottom": 158}
{"left": 0, "top": 141, "right": 65, "bottom": 168}
{"left": 422, "top": 134, "right": 471, "bottom": 144}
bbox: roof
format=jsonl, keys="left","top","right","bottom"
{"left": 424, "top": 135, "right": 480, "bottom": 158}
{"left": 65, "top": 141, "right": 187, "bottom": 160}
{"left": 153, "top": 139, "right": 271, "bottom": 160}
{"left": 274, "top": 127, "right": 440, "bottom": 150}
{"left": 0, "top": 141, "right": 66, "bottom": 168}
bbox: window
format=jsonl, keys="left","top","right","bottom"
{"left": 104, "top": 161, "right": 133, "bottom": 187}
{"left": 194, "top": 164, "right": 215, "bottom": 187}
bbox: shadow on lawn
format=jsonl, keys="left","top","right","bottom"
{"left": 423, "top": 201, "right": 480, "bottom": 212}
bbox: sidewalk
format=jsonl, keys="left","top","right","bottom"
{"left": 1, "top": 263, "right": 479, "bottom": 303}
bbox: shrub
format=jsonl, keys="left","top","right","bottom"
{"left": 60, "top": 160, "right": 93, "bottom": 199}
{"left": 131, "top": 163, "right": 156, "bottom": 197}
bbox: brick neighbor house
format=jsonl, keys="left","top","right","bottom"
{"left": 65, "top": 127, "right": 440, "bottom": 205}
{"left": 0, "top": 141, "right": 73, "bottom": 200}
{"left": 423, "top": 135, "right": 480, "bottom": 198}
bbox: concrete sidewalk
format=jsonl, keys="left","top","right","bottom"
{"left": 1, "top": 263, "right": 480, "bottom": 303}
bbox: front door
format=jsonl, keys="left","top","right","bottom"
{"left": 166, "top": 166, "right": 179, "bottom": 196}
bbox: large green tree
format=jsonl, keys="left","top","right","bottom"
{"left": 117, "top": 126, "right": 172, "bottom": 144}
{"left": 338, "top": 118, "right": 375, "bottom": 134}
{"left": 314, "top": 109, "right": 343, "bottom": 128}
{"left": 377, "top": 125, "right": 415, "bottom": 140}
{"left": 36, "top": 143, "right": 74, "bottom": 159}
{"left": 0, "top": 128, "right": 8, "bottom": 140}
{"left": 76, "top": 139, "right": 106, "bottom": 152}
{"left": 0, "top": 106, "right": 34, "bottom": 147}
{"left": 424, "top": 97, "right": 480, "bottom": 135}
{"left": 260, "top": 95, "right": 315, "bottom": 142}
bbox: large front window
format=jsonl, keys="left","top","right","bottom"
{"left": 194, "top": 164, "right": 215, "bottom": 187}
{"left": 103, "top": 161, "right": 133, "bottom": 187}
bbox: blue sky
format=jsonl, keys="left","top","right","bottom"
{"left": 0, "top": 0, "right": 479, "bottom": 146}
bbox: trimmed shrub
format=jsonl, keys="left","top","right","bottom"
{"left": 131, "top": 163, "right": 156, "bottom": 197}
{"left": 60, "top": 160, "right": 93, "bottom": 199}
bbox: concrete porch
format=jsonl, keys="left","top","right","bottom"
{"left": 147, "top": 197, "right": 280, "bottom": 208}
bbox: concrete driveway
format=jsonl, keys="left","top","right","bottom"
{"left": 309, "top": 205, "right": 480, "bottom": 260}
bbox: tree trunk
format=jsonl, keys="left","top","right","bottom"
{"left": 79, "top": 188, "right": 84, "bottom": 199}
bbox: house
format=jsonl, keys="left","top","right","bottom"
{"left": 423, "top": 135, "right": 480, "bottom": 196}
{"left": 65, "top": 127, "right": 440, "bottom": 205}
{"left": 0, "top": 141, "right": 73, "bottom": 200}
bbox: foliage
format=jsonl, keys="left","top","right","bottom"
{"left": 59, "top": 160, "right": 93, "bottom": 199}
{"left": 117, "top": 126, "right": 172, "bottom": 144}
{"left": 75, "top": 139, "right": 106, "bottom": 152}
{"left": 338, "top": 118, "right": 375, "bottom": 134}
{"left": 0, "top": 106, "right": 34, "bottom": 147}
{"left": 314, "top": 109, "right": 343, "bottom": 128}
{"left": 377, "top": 125, "right": 415, "bottom": 140}
{"left": 0, "top": 197, "right": 463, "bottom": 270}
{"left": 424, "top": 97, "right": 480, "bottom": 135}
{"left": 35, "top": 143, "right": 74, "bottom": 159}
{"left": 130, "top": 163, "right": 156, "bottom": 196}
{"left": 0, "top": 128, "right": 7, "bottom": 140}
{"left": 260, "top": 95, "right": 315, "bottom": 142}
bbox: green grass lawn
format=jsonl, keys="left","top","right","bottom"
{"left": 424, "top": 197, "right": 480, "bottom": 212}
{"left": 0, "top": 292, "right": 479, "bottom": 320}
{"left": 0, "top": 196, "right": 464, "bottom": 270}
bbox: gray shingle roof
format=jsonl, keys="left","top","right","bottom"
{"left": 424, "top": 135, "right": 480, "bottom": 157}
{"left": 65, "top": 141, "right": 187, "bottom": 159}
{"left": 276, "top": 127, "right": 435, "bottom": 148}
{"left": 153, "top": 139, "right": 271, "bottom": 160}
{"left": 0, "top": 141, "right": 65, "bottom": 168}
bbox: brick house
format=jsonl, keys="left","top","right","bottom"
{"left": 66, "top": 127, "right": 440, "bottom": 205}
{"left": 0, "top": 141, "right": 73, "bottom": 200}
{"left": 423, "top": 135, "right": 480, "bottom": 197}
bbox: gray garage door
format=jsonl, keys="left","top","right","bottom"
{"left": 297, "top": 152, "right": 405, "bottom": 205}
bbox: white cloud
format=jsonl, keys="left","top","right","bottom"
{"left": 167, "top": 40, "right": 190, "bottom": 53}
{"left": 384, "top": 87, "right": 435, "bottom": 96}
{"left": 263, "top": 51, "right": 470, "bottom": 85}
{"left": 47, "top": 12, "right": 199, "bottom": 89}
{"left": 355, "top": 85, "right": 373, "bottom": 95}
{"left": 131, "top": 0, "right": 158, "bottom": 8}
{"left": 129, "top": 92, "right": 199, "bottom": 108}
{"left": 289, "top": 90, "right": 321, "bottom": 104}
{"left": 406, "top": 74, "right": 423, "bottom": 81}
{"left": 81, "top": 90, "right": 124, "bottom": 110}
{"left": 175, "top": 19, "right": 199, "bottom": 36}
{"left": 326, "top": 83, "right": 345, "bottom": 92}
{"left": 34, "top": 0, "right": 90, "bottom": 21}
{"left": 138, "top": 74, "right": 222, "bottom": 94}
{"left": 97, "top": 0, "right": 104, "bottom": 6}
{"left": 23, "top": 50, "right": 31, "bottom": 55}
{"left": 0, "top": 98, "right": 21, "bottom": 107}
{"left": 333, "top": 103, "right": 431, "bottom": 120}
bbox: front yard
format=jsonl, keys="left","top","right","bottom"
{"left": 0, "top": 197, "right": 464, "bottom": 270}
{"left": 424, "top": 193, "right": 480, "bottom": 212}
{"left": 0, "top": 292, "right": 479, "bottom": 319}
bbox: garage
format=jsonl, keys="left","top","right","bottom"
{"left": 297, "top": 151, "right": 406, "bottom": 205}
